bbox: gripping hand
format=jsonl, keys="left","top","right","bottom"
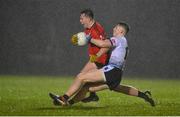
{"left": 89, "top": 54, "right": 98, "bottom": 63}
{"left": 71, "top": 34, "right": 78, "bottom": 45}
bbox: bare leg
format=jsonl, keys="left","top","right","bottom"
{"left": 69, "top": 83, "right": 107, "bottom": 105}
{"left": 77, "top": 61, "right": 100, "bottom": 101}
{"left": 73, "top": 61, "right": 98, "bottom": 96}
{"left": 70, "top": 84, "right": 90, "bottom": 104}
{"left": 65, "top": 69, "right": 105, "bottom": 98}
{"left": 78, "top": 61, "right": 97, "bottom": 75}
{"left": 113, "top": 84, "right": 138, "bottom": 96}
{"left": 113, "top": 84, "right": 155, "bottom": 106}
{"left": 53, "top": 63, "right": 101, "bottom": 105}
{"left": 80, "top": 83, "right": 139, "bottom": 96}
{"left": 89, "top": 84, "right": 109, "bottom": 92}
{"left": 76, "top": 84, "right": 155, "bottom": 106}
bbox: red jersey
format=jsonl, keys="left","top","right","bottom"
{"left": 84, "top": 22, "right": 108, "bottom": 65}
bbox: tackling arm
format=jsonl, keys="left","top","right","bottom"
{"left": 89, "top": 38, "right": 112, "bottom": 62}
{"left": 90, "top": 39, "right": 112, "bottom": 48}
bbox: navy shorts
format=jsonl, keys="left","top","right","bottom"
{"left": 102, "top": 65, "right": 123, "bottom": 90}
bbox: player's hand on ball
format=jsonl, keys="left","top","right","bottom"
{"left": 71, "top": 32, "right": 90, "bottom": 46}
{"left": 71, "top": 34, "right": 78, "bottom": 45}
{"left": 90, "top": 54, "right": 98, "bottom": 63}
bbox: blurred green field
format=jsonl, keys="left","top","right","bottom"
{"left": 0, "top": 75, "right": 180, "bottom": 116}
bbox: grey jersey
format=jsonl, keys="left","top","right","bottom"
{"left": 108, "top": 36, "right": 128, "bottom": 69}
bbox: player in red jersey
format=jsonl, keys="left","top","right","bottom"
{"left": 84, "top": 19, "right": 108, "bottom": 66}
{"left": 77, "top": 9, "right": 109, "bottom": 102}
{"left": 49, "top": 9, "right": 110, "bottom": 105}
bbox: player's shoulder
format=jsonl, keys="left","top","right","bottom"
{"left": 118, "top": 36, "right": 127, "bottom": 43}
{"left": 121, "top": 36, "right": 127, "bottom": 42}
{"left": 120, "top": 37, "right": 128, "bottom": 47}
{"left": 95, "top": 21, "right": 103, "bottom": 27}
{"left": 93, "top": 21, "right": 104, "bottom": 30}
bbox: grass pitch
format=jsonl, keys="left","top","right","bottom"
{"left": 0, "top": 75, "right": 180, "bottom": 116}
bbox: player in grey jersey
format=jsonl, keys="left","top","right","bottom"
{"left": 49, "top": 22, "right": 155, "bottom": 107}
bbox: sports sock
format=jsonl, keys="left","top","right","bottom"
{"left": 63, "top": 94, "right": 69, "bottom": 101}
{"left": 138, "top": 91, "right": 148, "bottom": 100}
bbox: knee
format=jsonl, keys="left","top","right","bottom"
{"left": 77, "top": 76, "right": 87, "bottom": 84}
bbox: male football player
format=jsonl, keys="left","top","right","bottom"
{"left": 49, "top": 22, "right": 155, "bottom": 107}
{"left": 71, "top": 9, "right": 109, "bottom": 102}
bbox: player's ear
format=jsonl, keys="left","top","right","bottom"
{"left": 121, "top": 28, "right": 126, "bottom": 34}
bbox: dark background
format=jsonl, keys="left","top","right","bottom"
{"left": 0, "top": 0, "right": 179, "bottom": 78}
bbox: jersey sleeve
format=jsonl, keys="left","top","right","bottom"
{"left": 110, "top": 37, "right": 118, "bottom": 47}
{"left": 110, "top": 37, "right": 127, "bottom": 47}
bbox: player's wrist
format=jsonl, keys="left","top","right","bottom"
{"left": 85, "top": 34, "right": 92, "bottom": 43}
{"left": 96, "top": 53, "right": 101, "bottom": 58}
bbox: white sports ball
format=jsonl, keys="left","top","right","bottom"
{"left": 77, "top": 32, "right": 88, "bottom": 46}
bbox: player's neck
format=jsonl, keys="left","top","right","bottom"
{"left": 87, "top": 20, "right": 95, "bottom": 28}
{"left": 115, "top": 34, "right": 124, "bottom": 38}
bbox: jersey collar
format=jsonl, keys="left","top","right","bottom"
{"left": 86, "top": 21, "right": 96, "bottom": 30}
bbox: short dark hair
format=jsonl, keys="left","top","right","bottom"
{"left": 117, "top": 22, "right": 130, "bottom": 34}
{"left": 80, "top": 9, "right": 94, "bottom": 19}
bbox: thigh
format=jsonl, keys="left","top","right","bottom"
{"left": 77, "top": 62, "right": 97, "bottom": 78}
{"left": 79, "top": 69, "right": 106, "bottom": 83}
{"left": 80, "top": 61, "right": 97, "bottom": 73}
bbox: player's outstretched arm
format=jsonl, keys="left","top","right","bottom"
{"left": 90, "top": 39, "right": 112, "bottom": 48}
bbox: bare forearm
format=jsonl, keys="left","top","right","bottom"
{"left": 90, "top": 39, "right": 112, "bottom": 48}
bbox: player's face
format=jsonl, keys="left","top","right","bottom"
{"left": 113, "top": 25, "right": 124, "bottom": 37}
{"left": 80, "top": 14, "right": 91, "bottom": 28}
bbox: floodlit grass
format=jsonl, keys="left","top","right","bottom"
{"left": 0, "top": 75, "right": 180, "bottom": 116}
